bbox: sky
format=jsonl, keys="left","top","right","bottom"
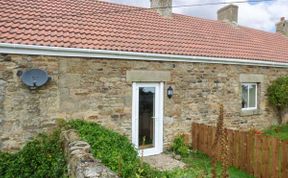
{"left": 104, "top": 0, "right": 288, "bottom": 32}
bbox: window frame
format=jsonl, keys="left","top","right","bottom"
{"left": 241, "top": 83, "right": 258, "bottom": 111}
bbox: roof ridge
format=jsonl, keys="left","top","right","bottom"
{"left": 97, "top": 0, "right": 148, "bottom": 9}
{"left": 99, "top": 0, "right": 286, "bottom": 38}
{"left": 239, "top": 25, "right": 283, "bottom": 36}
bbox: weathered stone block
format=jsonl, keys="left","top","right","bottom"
{"left": 59, "top": 74, "right": 81, "bottom": 88}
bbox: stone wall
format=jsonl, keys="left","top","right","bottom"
{"left": 60, "top": 129, "right": 118, "bottom": 178}
{"left": 0, "top": 54, "right": 60, "bottom": 151}
{"left": 0, "top": 54, "right": 287, "bottom": 151}
{"left": 0, "top": 78, "right": 6, "bottom": 150}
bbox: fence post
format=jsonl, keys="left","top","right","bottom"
{"left": 247, "top": 131, "right": 255, "bottom": 174}
{"left": 192, "top": 123, "right": 195, "bottom": 149}
{"left": 262, "top": 136, "right": 270, "bottom": 178}
{"left": 271, "top": 138, "right": 280, "bottom": 178}
{"left": 254, "top": 134, "right": 261, "bottom": 178}
{"left": 282, "top": 141, "right": 288, "bottom": 178}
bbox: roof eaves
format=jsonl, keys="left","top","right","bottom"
{"left": 0, "top": 43, "right": 287, "bottom": 68}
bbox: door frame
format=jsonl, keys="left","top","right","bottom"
{"left": 132, "top": 82, "right": 164, "bottom": 156}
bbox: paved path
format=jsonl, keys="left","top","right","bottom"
{"left": 143, "top": 154, "right": 186, "bottom": 171}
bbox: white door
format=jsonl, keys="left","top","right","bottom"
{"left": 132, "top": 82, "right": 164, "bottom": 156}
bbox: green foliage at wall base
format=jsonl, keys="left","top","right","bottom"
{"left": 0, "top": 130, "right": 67, "bottom": 178}
{"left": 171, "top": 135, "right": 189, "bottom": 157}
{"left": 264, "top": 124, "right": 288, "bottom": 140}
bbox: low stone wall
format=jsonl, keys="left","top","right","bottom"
{"left": 60, "top": 129, "right": 119, "bottom": 178}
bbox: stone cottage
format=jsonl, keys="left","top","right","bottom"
{"left": 0, "top": 0, "right": 288, "bottom": 156}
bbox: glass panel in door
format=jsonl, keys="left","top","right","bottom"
{"left": 138, "top": 87, "right": 155, "bottom": 149}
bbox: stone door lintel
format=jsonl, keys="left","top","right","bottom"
{"left": 126, "top": 70, "right": 171, "bottom": 82}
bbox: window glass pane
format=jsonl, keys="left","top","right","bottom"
{"left": 249, "top": 84, "right": 256, "bottom": 108}
{"left": 241, "top": 84, "right": 248, "bottom": 108}
{"left": 138, "top": 87, "right": 155, "bottom": 148}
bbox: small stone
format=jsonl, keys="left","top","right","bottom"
{"left": 70, "top": 144, "right": 91, "bottom": 153}
{"left": 80, "top": 154, "right": 95, "bottom": 163}
{"left": 3, "top": 55, "right": 12, "bottom": 61}
{"left": 2, "top": 140, "right": 21, "bottom": 151}
{"left": 97, "top": 105, "right": 103, "bottom": 109}
{"left": 88, "top": 115, "right": 98, "bottom": 120}
{"left": 67, "top": 130, "right": 80, "bottom": 141}
{"left": 69, "top": 141, "right": 89, "bottom": 148}
{"left": 84, "top": 167, "right": 101, "bottom": 177}
{"left": 111, "top": 115, "right": 119, "bottom": 119}
{"left": 175, "top": 155, "right": 181, "bottom": 160}
{"left": 70, "top": 149, "right": 85, "bottom": 157}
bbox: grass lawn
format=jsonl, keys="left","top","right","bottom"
{"left": 264, "top": 123, "right": 288, "bottom": 140}
{"left": 181, "top": 150, "right": 254, "bottom": 178}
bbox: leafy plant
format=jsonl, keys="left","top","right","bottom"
{"left": 267, "top": 76, "right": 288, "bottom": 124}
{"left": 264, "top": 124, "right": 288, "bottom": 140}
{"left": 0, "top": 129, "right": 67, "bottom": 178}
{"left": 171, "top": 134, "right": 189, "bottom": 158}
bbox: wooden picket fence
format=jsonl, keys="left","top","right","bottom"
{"left": 192, "top": 123, "right": 288, "bottom": 178}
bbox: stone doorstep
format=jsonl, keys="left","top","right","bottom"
{"left": 143, "top": 154, "right": 186, "bottom": 171}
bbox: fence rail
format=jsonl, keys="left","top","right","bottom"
{"left": 192, "top": 123, "right": 288, "bottom": 178}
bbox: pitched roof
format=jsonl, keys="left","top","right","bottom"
{"left": 0, "top": 0, "right": 288, "bottom": 63}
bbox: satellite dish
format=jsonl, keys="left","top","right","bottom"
{"left": 19, "top": 69, "right": 51, "bottom": 89}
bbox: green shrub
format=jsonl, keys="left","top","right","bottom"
{"left": 0, "top": 152, "right": 12, "bottom": 176}
{"left": 267, "top": 76, "right": 288, "bottom": 124}
{"left": 171, "top": 135, "right": 189, "bottom": 157}
{"left": 264, "top": 124, "right": 288, "bottom": 140}
{"left": 0, "top": 130, "right": 66, "bottom": 178}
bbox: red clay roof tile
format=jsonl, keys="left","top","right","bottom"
{"left": 0, "top": 0, "right": 288, "bottom": 62}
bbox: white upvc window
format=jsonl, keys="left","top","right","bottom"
{"left": 241, "top": 83, "right": 257, "bottom": 110}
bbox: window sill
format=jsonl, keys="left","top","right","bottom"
{"left": 240, "top": 109, "right": 261, "bottom": 116}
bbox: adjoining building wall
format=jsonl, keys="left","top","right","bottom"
{"left": 0, "top": 54, "right": 287, "bottom": 151}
